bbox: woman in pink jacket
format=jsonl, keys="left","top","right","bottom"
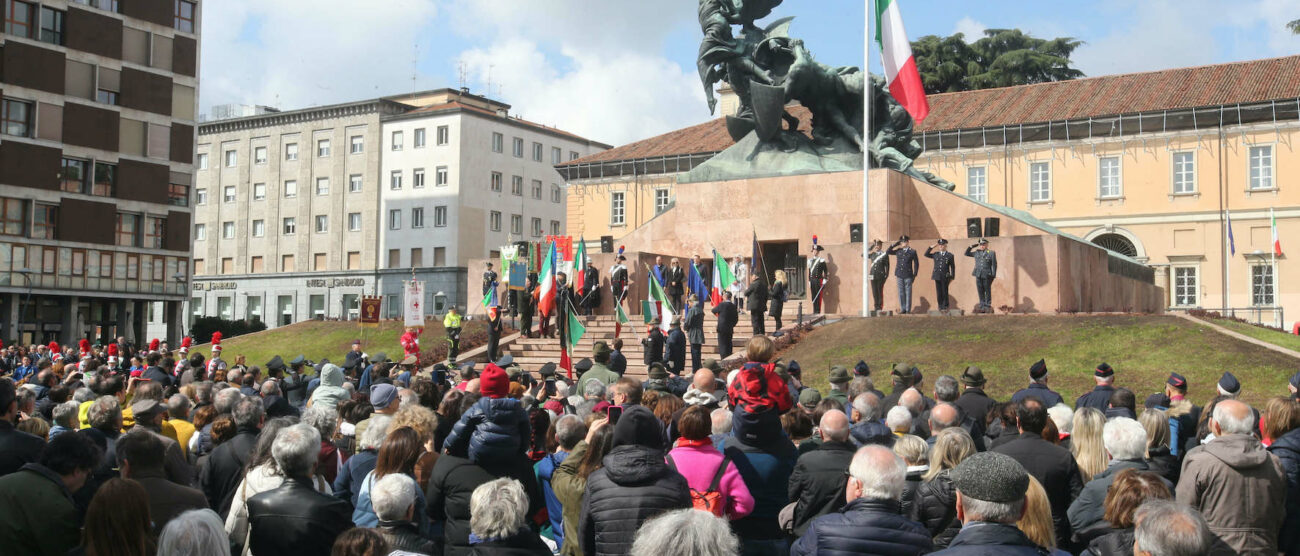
{"left": 666, "top": 404, "right": 755, "bottom": 519}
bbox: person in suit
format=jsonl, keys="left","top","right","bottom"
{"left": 642, "top": 321, "right": 665, "bottom": 367}
{"left": 965, "top": 238, "right": 998, "bottom": 313}
{"left": 553, "top": 272, "right": 574, "bottom": 342}
{"left": 925, "top": 239, "right": 956, "bottom": 312}
{"left": 769, "top": 269, "right": 788, "bottom": 331}
{"left": 519, "top": 273, "right": 537, "bottom": 338}
{"left": 684, "top": 295, "right": 705, "bottom": 371}
{"left": 807, "top": 245, "right": 828, "bottom": 314}
{"left": 581, "top": 260, "right": 600, "bottom": 316}
{"left": 867, "top": 240, "right": 890, "bottom": 312}
{"left": 712, "top": 291, "right": 739, "bottom": 359}
{"left": 887, "top": 235, "right": 920, "bottom": 314}
{"left": 665, "top": 316, "right": 687, "bottom": 375}
{"left": 666, "top": 259, "right": 686, "bottom": 313}
{"left": 745, "top": 273, "right": 768, "bottom": 336}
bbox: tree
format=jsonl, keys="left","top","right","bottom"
{"left": 910, "top": 29, "right": 1085, "bottom": 94}
{"left": 1289, "top": 19, "right": 1300, "bottom": 34}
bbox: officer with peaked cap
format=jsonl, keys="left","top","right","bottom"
{"left": 887, "top": 235, "right": 920, "bottom": 313}
{"left": 965, "top": 238, "right": 998, "bottom": 313}
{"left": 1010, "top": 359, "right": 1063, "bottom": 407}
{"left": 282, "top": 354, "right": 311, "bottom": 407}
{"left": 925, "top": 238, "right": 956, "bottom": 311}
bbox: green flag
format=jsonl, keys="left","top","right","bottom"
{"left": 713, "top": 249, "right": 735, "bottom": 291}
{"left": 615, "top": 302, "right": 630, "bottom": 324}
{"left": 641, "top": 300, "right": 657, "bottom": 324}
{"left": 567, "top": 309, "right": 586, "bottom": 348}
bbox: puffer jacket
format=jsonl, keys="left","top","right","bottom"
{"left": 719, "top": 417, "right": 798, "bottom": 541}
{"left": 1268, "top": 427, "right": 1300, "bottom": 555}
{"left": 579, "top": 445, "right": 690, "bottom": 556}
{"left": 850, "top": 420, "right": 895, "bottom": 448}
{"left": 1176, "top": 433, "right": 1287, "bottom": 555}
{"left": 1068, "top": 459, "right": 1168, "bottom": 534}
{"left": 911, "top": 470, "right": 962, "bottom": 549}
{"left": 1081, "top": 527, "right": 1132, "bottom": 556}
{"left": 443, "top": 397, "right": 531, "bottom": 464}
{"left": 427, "top": 453, "right": 543, "bottom": 556}
{"left": 790, "top": 497, "right": 932, "bottom": 556}
{"left": 789, "top": 440, "right": 856, "bottom": 536}
{"left": 901, "top": 466, "right": 927, "bottom": 518}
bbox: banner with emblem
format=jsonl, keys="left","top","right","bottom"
{"left": 403, "top": 280, "right": 425, "bottom": 326}
{"left": 360, "top": 297, "right": 382, "bottom": 327}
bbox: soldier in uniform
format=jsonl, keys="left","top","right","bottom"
{"left": 867, "top": 240, "right": 890, "bottom": 312}
{"left": 283, "top": 354, "right": 310, "bottom": 408}
{"left": 581, "top": 259, "right": 600, "bottom": 316}
{"left": 886, "top": 235, "right": 920, "bottom": 314}
{"left": 520, "top": 273, "right": 537, "bottom": 338}
{"left": 1075, "top": 363, "right": 1117, "bottom": 411}
{"left": 925, "top": 239, "right": 956, "bottom": 311}
{"left": 482, "top": 262, "right": 498, "bottom": 296}
{"left": 609, "top": 256, "right": 631, "bottom": 310}
{"left": 1010, "top": 359, "right": 1064, "bottom": 407}
{"left": 965, "top": 238, "right": 998, "bottom": 313}
{"left": 807, "top": 245, "right": 828, "bottom": 313}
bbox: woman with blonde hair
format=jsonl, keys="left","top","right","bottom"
{"left": 911, "top": 427, "right": 976, "bottom": 549}
{"left": 893, "top": 434, "right": 929, "bottom": 517}
{"left": 769, "top": 269, "right": 787, "bottom": 331}
{"left": 1071, "top": 407, "right": 1109, "bottom": 483}
{"left": 1138, "top": 408, "right": 1178, "bottom": 482}
{"left": 1016, "top": 475, "right": 1057, "bottom": 550}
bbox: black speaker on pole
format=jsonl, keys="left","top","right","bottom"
{"left": 849, "top": 223, "right": 863, "bottom": 243}
{"left": 599, "top": 236, "right": 614, "bottom": 253}
{"left": 966, "top": 218, "right": 983, "bottom": 238}
{"left": 984, "top": 217, "right": 1001, "bottom": 238}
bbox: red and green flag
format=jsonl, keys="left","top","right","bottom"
{"left": 536, "top": 242, "right": 557, "bottom": 316}
{"left": 572, "top": 238, "right": 587, "bottom": 293}
{"left": 875, "top": 0, "right": 929, "bottom": 122}
{"left": 1272, "top": 208, "right": 1283, "bottom": 256}
{"left": 711, "top": 249, "right": 735, "bottom": 307}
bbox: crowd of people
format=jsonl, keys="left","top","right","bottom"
{"left": 0, "top": 334, "right": 1298, "bottom": 556}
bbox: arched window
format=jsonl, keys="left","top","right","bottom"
{"left": 1092, "top": 233, "right": 1138, "bottom": 258}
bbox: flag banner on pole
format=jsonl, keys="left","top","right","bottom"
{"left": 712, "top": 249, "right": 735, "bottom": 306}
{"left": 1272, "top": 208, "right": 1283, "bottom": 255}
{"left": 687, "top": 262, "right": 708, "bottom": 302}
{"left": 403, "top": 280, "right": 424, "bottom": 326}
{"left": 641, "top": 300, "right": 658, "bottom": 324}
{"left": 573, "top": 238, "right": 587, "bottom": 294}
{"left": 481, "top": 285, "right": 497, "bottom": 309}
{"left": 567, "top": 308, "right": 586, "bottom": 348}
{"left": 536, "top": 242, "right": 557, "bottom": 316}
{"left": 875, "top": 0, "right": 929, "bottom": 122}
{"left": 615, "top": 302, "right": 630, "bottom": 339}
{"left": 1227, "top": 211, "right": 1236, "bottom": 256}
{"left": 559, "top": 344, "right": 572, "bottom": 378}
{"left": 647, "top": 268, "right": 675, "bottom": 333}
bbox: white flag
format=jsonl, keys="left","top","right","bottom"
{"left": 404, "top": 280, "right": 425, "bottom": 326}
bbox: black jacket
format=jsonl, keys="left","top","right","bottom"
{"left": 850, "top": 420, "right": 895, "bottom": 448}
{"left": 427, "top": 453, "right": 543, "bottom": 556}
{"left": 200, "top": 427, "right": 259, "bottom": 517}
{"left": 1269, "top": 427, "right": 1300, "bottom": 556}
{"left": 745, "top": 281, "right": 768, "bottom": 313}
{"left": 468, "top": 530, "right": 552, "bottom": 556}
{"left": 1082, "top": 527, "right": 1134, "bottom": 556}
{"left": 1010, "top": 383, "right": 1064, "bottom": 408}
{"left": 665, "top": 266, "right": 685, "bottom": 296}
{"left": 1074, "top": 385, "right": 1115, "bottom": 411}
{"left": 609, "top": 350, "right": 627, "bottom": 376}
{"left": 954, "top": 389, "right": 996, "bottom": 433}
{"left": 933, "top": 521, "right": 1068, "bottom": 555}
{"left": 579, "top": 445, "right": 691, "bottom": 556}
{"left": 0, "top": 420, "right": 45, "bottom": 477}
{"left": 992, "top": 433, "right": 1084, "bottom": 546}
{"left": 768, "top": 281, "right": 786, "bottom": 317}
{"left": 789, "top": 440, "right": 856, "bottom": 536}
{"left": 712, "top": 301, "right": 738, "bottom": 333}
{"left": 246, "top": 476, "right": 352, "bottom": 556}
{"left": 911, "top": 469, "right": 962, "bottom": 549}
{"left": 378, "top": 520, "right": 439, "bottom": 556}
{"left": 641, "top": 329, "right": 664, "bottom": 365}
{"left": 925, "top": 247, "right": 955, "bottom": 281}
{"left": 262, "top": 394, "right": 300, "bottom": 419}
{"left": 142, "top": 365, "right": 174, "bottom": 389}
{"left": 665, "top": 329, "right": 687, "bottom": 374}
{"left": 887, "top": 244, "right": 920, "bottom": 279}
{"left": 790, "top": 497, "right": 933, "bottom": 556}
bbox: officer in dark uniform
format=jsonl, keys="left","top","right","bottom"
{"left": 965, "top": 238, "right": 997, "bottom": 313}
{"left": 482, "top": 262, "right": 498, "bottom": 298}
{"left": 1074, "top": 363, "right": 1117, "bottom": 410}
{"left": 1010, "top": 359, "right": 1064, "bottom": 407}
{"left": 867, "top": 240, "right": 890, "bottom": 312}
{"left": 283, "top": 354, "right": 310, "bottom": 408}
{"left": 581, "top": 260, "right": 600, "bottom": 315}
{"left": 609, "top": 255, "right": 630, "bottom": 308}
{"left": 520, "top": 273, "right": 537, "bottom": 338}
{"left": 925, "top": 239, "right": 956, "bottom": 311}
{"left": 808, "top": 245, "right": 828, "bottom": 313}
{"left": 886, "top": 235, "right": 920, "bottom": 314}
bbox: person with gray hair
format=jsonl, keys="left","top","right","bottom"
{"left": 300, "top": 404, "right": 339, "bottom": 483}
{"left": 789, "top": 409, "right": 858, "bottom": 536}
{"left": 332, "top": 414, "right": 391, "bottom": 507}
{"left": 49, "top": 400, "right": 81, "bottom": 439}
{"left": 87, "top": 395, "right": 122, "bottom": 432}
{"left": 928, "top": 451, "right": 1070, "bottom": 555}
{"left": 200, "top": 394, "right": 264, "bottom": 516}
{"left": 468, "top": 477, "right": 553, "bottom": 552}
{"left": 157, "top": 509, "right": 232, "bottom": 556}
{"left": 631, "top": 508, "right": 739, "bottom": 556}
{"left": 886, "top": 405, "right": 913, "bottom": 436}
{"left": 371, "top": 473, "right": 437, "bottom": 555}
{"left": 584, "top": 378, "right": 606, "bottom": 401}
{"left": 792, "top": 445, "right": 932, "bottom": 555}
{"left": 1132, "top": 499, "right": 1211, "bottom": 556}
{"left": 537, "top": 414, "right": 586, "bottom": 549}
{"left": 193, "top": 381, "right": 214, "bottom": 408}
{"left": 849, "top": 392, "right": 895, "bottom": 447}
{"left": 710, "top": 407, "right": 733, "bottom": 440}
{"left": 245, "top": 424, "right": 351, "bottom": 556}
{"left": 1067, "top": 416, "right": 1165, "bottom": 533}
{"left": 1175, "top": 398, "right": 1286, "bottom": 554}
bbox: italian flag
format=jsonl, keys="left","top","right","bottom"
{"left": 536, "top": 242, "right": 557, "bottom": 317}
{"left": 647, "top": 269, "right": 674, "bottom": 333}
{"left": 711, "top": 249, "right": 735, "bottom": 307}
{"left": 1272, "top": 208, "right": 1283, "bottom": 256}
{"left": 875, "top": 0, "right": 929, "bottom": 122}
{"left": 572, "top": 238, "right": 587, "bottom": 293}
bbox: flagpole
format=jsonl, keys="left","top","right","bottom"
{"left": 1271, "top": 208, "right": 1279, "bottom": 327}
{"left": 1224, "top": 209, "right": 1231, "bottom": 316}
{"left": 861, "top": 0, "right": 873, "bottom": 317}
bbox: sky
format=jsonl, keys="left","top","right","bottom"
{"left": 199, "top": 0, "right": 1300, "bottom": 147}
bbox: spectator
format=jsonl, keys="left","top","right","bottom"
{"left": 389, "top": 404, "right": 440, "bottom": 489}
{"left": 1076, "top": 468, "right": 1171, "bottom": 555}
{"left": 76, "top": 477, "right": 156, "bottom": 556}
{"left": 1009, "top": 359, "right": 1064, "bottom": 407}
{"left": 167, "top": 393, "right": 198, "bottom": 457}
{"left": 682, "top": 368, "right": 723, "bottom": 409}
{"left": 553, "top": 419, "right": 614, "bottom": 556}
{"left": 1177, "top": 399, "right": 1287, "bottom": 554}
{"left": 1163, "top": 373, "right": 1200, "bottom": 457}
{"left": 435, "top": 390, "right": 467, "bottom": 452}
{"left": 849, "top": 393, "right": 893, "bottom": 447}
{"left": 991, "top": 397, "right": 1083, "bottom": 549}
{"left": 1071, "top": 407, "right": 1109, "bottom": 483}
{"left": 0, "top": 378, "right": 45, "bottom": 476}
{"left": 117, "top": 429, "right": 209, "bottom": 533}
{"left": 536, "top": 415, "right": 586, "bottom": 547}
{"left": 1139, "top": 408, "right": 1179, "bottom": 483}
{"left": 575, "top": 342, "right": 620, "bottom": 397}
{"left": 224, "top": 417, "right": 329, "bottom": 555}
{"left": 911, "top": 427, "right": 977, "bottom": 549}
{"left": 372, "top": 473, "right": 437, "bottom": 556}
{"left": 955, "top": 367, "right": 996, "bottom": 431}
{"left": 1264, "top": 396, "right": 1300, "bottom": 555}
{"left": 130, "top": 398, "right": 193, "bottom": 485}
{"left": 334, "top": 414, "right": 391, "bottom": 506}
{"left": 468, "top": 478, "right": 551, "bottom": 554}
{"left": 928, "top": 451, "right": 1068, "bottom": 555}
{"left": 308, "top": 363, "right": 349, "bottom": 410}
{"left": 158, "top": 509, "right": 232, "bottom": 556}
{"left": 611, "top": 377, "right": 643, "bottom": 407}
{"left": 330, "top": 527, "right": 390, "bottom": 556}
{"left": 1075, "top": 364, "right": 1116, "bottom": 411}
{"left": 246, "top": 423, "right": 352, "bottom": 555}
{"left": 1017, "top": 476, "right": 1057, "bottom": 550}
{"left": 723, "top": 403, "right": 799, "bottom": 554}
{"left": 1068, "top": 417, "right": 1163, "bottom": 533}
{"left": 1132, "top": 500, "right": 1211, "bottom": 556}
{"left": 356, "top": 383, "right": 402, "bottom": 443}
{"left": 788, "top": 408, "right": 856, "bottom": 535}
{"left": 202, "top": 395, "right": 263, "bottom": 517}
{"left": 782, "top": 410, "right": 815, "bottom": 451}
{"left": 0, "top": 431, "right": 101, "bottom": 555}
{"left": 302, "top": 405, "right": 341, "bottom": 484}
{"left": 887, "top": 406, "right": 913, "bottom": 437}
{"left": 893, "top": 434, "right": 929, "bottom": 516}
{"left": 630, "top": 509, "right": 739, "bottom": 556}
{"left": 791, "top": 445, "right": 932, "bottom": 555}
{"left": 1046, "top": 404, "right": 1073, "bottom": 449}
{"left": 1105, "top": 389, "right": 1138, "bottom": 421}
{"left": 354, "top": 427, "right": 430, "bottom": 534}
{"left": 260, "top": 379, "right": 299, "bottom": 419}
{"left": 668, "top": 405, "right": 753, "bottom": 519}
{"left": 17, "top": 415, "right": 48, "bottom": 439}
{"left": 49, "top": 399, "right": 79, "bottom": 439}
{"left": 443, "top": 364, "right": 531, "bottom": 464}
{"left": 727, "top": 336, "right": 794, "bottom": 414}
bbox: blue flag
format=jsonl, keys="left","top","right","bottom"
{"left": 1226, "top": 210, "right": 1236, "bottom": 256}
{"left": 687, "top": 262, "right": 709, "bottom": 304}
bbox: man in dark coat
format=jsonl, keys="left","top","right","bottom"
{"left": 246, "top": 423, "right": 351, "bottom": 556}
{"left": 608, "top": 339, "right": 628, "bottom": 376}
{"left": 427, "top": 452, "right": 544, "bottom": 556}
{"left": 925, "top": 239, "right": 956, "bottom": 311}
{"left": 712, "top": 291, "right": 739, "bottom": 359}
{"left": 0, "top": 431, "right": 100, "bottom": 556}
{"left": 117, "top": 429, "right": 208, "bottom": 533}
{"left": 789, "top": 410, "right": 858, "bottom": 536}
{"left": 745, "top": 275, "right": 768, "bottom": 336}
{"left": 1009, "top": 359, "right": 1064, "bottom": 407}
{"left": 684, "top": 299, "right": 705, "bottom": 371}
{"left": 964, "top": 238, "right": 997, "bottom": 313}
{"left": 886, "top": 235, "right": 920, "bottom": 314}
{"left": 791, "top": 444, "right": 933, "bottom": 556}
{"left": 141, "top": 352, "right": 174, "bottom": 389}
{"left": 200, "top": 396, "right": 264, "bottom": 517}
{"left": 928, "top": 452, "right": 1070, "bottom": 555}
{"left": 664, "top": 317, "right": 687, "bottom": 376}
{"left": 954, "top": 366, "right": 996, "bottom": 432}
{"left": 1075, "top": 363, "right": 1117, "bottom": 411}
{"left": 991, "top": 397, "right": 1083, "bottom": 547}
{"left": 0, "top": 379, "right": 44, "bottom": 477}
{"left": 520, "top": 273, "right": 537, "bottom": 338}
{"left": 665, "top": 259, "right": 686, "bottom": 314}
{"left": 581, "top": 260, "right": 600, "bottom": 316}
{"left": 642, "top": 323, "right": 665, "bottom": 367}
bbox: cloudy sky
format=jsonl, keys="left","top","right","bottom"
{"left": 199, "top": 0, "right": 1300, "bottom": 147}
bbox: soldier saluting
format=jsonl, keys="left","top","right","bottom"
{"left": 925, "top": 239, "right": 956, "bottom": 312}
{"left": 965, "top": 238, "right": 997, "bottom": 313}
{"left": 886, "top": 235, "right": 919, "bottom": 314}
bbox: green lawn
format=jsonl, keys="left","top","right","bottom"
{"left": 191, "top": 319, "right": 480, "bottom": 369}
{"left": 781, "top": 315, "right": 1299, "bottom": 407}
{"left": 1204, "top": 317, "right": 1300, "bottom": 353}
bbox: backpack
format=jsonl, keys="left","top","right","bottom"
{"left": 667, "top": 453, "right": 731, "bottom": 517}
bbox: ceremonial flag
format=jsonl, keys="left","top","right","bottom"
{"left": 647, "top": 268, "right": 674, "bottom": 333}
{"left": 641, "top": 300, "right": 658, "bottom": 324}
{"left": 567, "top": 307, "right": 586, "bottom": 348}
{"left": 875, "top": 0, "right": 929, "bottom": 122}
{"left": 711, "top": 249, "right": 735, "bottom": 307}
{"left": 687, "top": 261, "right": 708, "bottom": 302}
{"left": 1272, "top": 208, "right": 1283, "bottom": 256}
{"left": 536, "top": 242, "right": 557, "bottom": 316}
{"left": 615, "top": 302, "right": 630, "bottom": 339}
{"left": 559, "top": 344, "right": 572, "bottom": 378}
{"left": 1226, "top": 210, "right": 1236, "bottom": 256}
{"left": 572, "top": 238, "right": 587, "bottom": 294}
{"left": 481, "top": 285, "right": 497, "bottom": 308}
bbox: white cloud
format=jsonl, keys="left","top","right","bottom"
{"left": 952, "top": 17, "right": 987, "bottom": 40}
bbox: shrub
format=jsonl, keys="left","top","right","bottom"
{"left": 190, "top": 317, "right": 267, "bottom": 344}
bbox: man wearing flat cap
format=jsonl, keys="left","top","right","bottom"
{"left": 1074, "top": 363, "right": 1117, "bottom": 411}
{"left": 1010, "top": 359, "right": 1063, "bottom": 407}
{"left": 929, "top": 452, "right": 1069, "bottom": 555}
{"left": 130, "top": 398, "right": 192, "bottom": 486}
{"left": 887, "top": 235, "right": 920, "bottom": 314}
{"left": 955, "top": 366, "right": 996, "bottom": 431}
{"left": 925, "top": 239, "right": 956, "bottom": 312}
{"left": 824, "top": 367, "right": 851, "bottom": 406}
{"left": 965, "top": 238, "right": 997, "bottom": 314}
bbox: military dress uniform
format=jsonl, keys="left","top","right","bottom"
{"left": 610, "top": 261, "right": 629, "bottom": 303}
{"left": 924, "top": 241, "right": 956, "bottom": 311}
{"left": 581, "top": 264, "right": 600, "bottom": 315}
{"left": 808, "top": 251, "right": 828, "bottom": 313}
{"left": 886, "top": 237, "right": 920, "bottom": 313}
{"left": 867, "top": 247, "right": 890, "bottom": 311}
{"left": 965, "top": 240, "right": 998, "bottom": 313}
{"left": 482, "top": 268, "right": 498, "bottom": 296}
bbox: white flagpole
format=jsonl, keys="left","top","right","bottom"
{"left": 861, "top": 0, "right": 872, "bottom": 317}
{"left": 1224, "top": 209, "right": 1231, "bottom": 316}
{"left": 1272, "top": 208, "right": 1280, "bottom": 327}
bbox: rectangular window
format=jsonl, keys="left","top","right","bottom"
{"left": 223, "top": 185, "right": 236, "bottom": 203}
{"left": 350, "top": 135, "right": 363, "bottom": 154}
{"left": 511, "top": 175, "right": 523, "bottom": 196}
{"left": 410, "top": 248, "right": 423, "bottom": 267}
{"left": 285, "top": 143, "right": 299, "bottom": 160}
{"left": 532, "top": 142, "right": 543, "bottom": 162}
{"left": 348, "top": 212, "right": 361, "bottom": 231}
{"left": 411, "top": 207, "right": 425, "bottom": 229}
{"left": 315, "top": 177, "right": 329, "bottom": 196}
{"left": 388, "top": 249, "right": 400, "bottom": 269}
{"left": 434, "top": 247, "right": 446, "bottom": 266}
{"left": 491, "top": 172, "right": 502, "bottom": 192}
{"left": 414, "top": 128, "right": 426, "bottom": 148}
{"left": 512, "top": 137, "right": 524, "bottom": 158}
{"left": 2, "top": 99, "right": 33, "bottom": 138}
{"left": 434, "top": 206, "right": 447, "bottom": 227}
{"left": 224, "top": 150, "right": 237, "bottom": 168}
{"left": 532, "top": 179, "right": 543, "bottom": 199}
{"left": 437, "top": 125, "right": 449, "bottom": 146}
{"left": 282, "top": 217, "right": 296, "bottom": 235}
{"left": 125, "top": 254, "right": 137, "bottom": 279}
{"left": 349, "top": 174, "right": 362, "bottom": 193}
{"left": 531, "top": 217, "right": 542, "bottom": 237}
{"left": 253, "top": 183, "right": 266, "bottom": 200}
{"left": 315, "top": 215, "right": 328, "bottom": 233}
{"left": 38, "top": 6, "right": 64, "bottom": 46}
{"left": 413, "top": 168, "right": 426, "bottom": 188}
{"left": 61, "top": 158, "right": 90, "bottom": 194}
{"left": 490, "top": 132, "right": 505, "bottom": 153}
{"left": 93, "top": 162, "right": 116, "bottom": 196}
{"left": 1098, "top": 156, "right": 1121, "bottom": 198}
{"left": 1251, "top": 265, "right": 1276, "bottom": 306}
{"left": 252, "top": 219, "right": 264, "bottom": 237}
{"left": 654, "top": 188, "right": 670, "bottom": 214}
{"left": 391, "top": 131, "right": 403, "bottom": 151}
{"left": 197, "top": 153, "right": 209, "bottom": 170}
{"left": 436, "top": 166, "right": 448, "bottom": 187}
{"left": 221, "top": 221, "right": 234, "bottom": 239}
{"left": 281, "top": 255, "right": 294, "bottom": 272}
{"left": 1172, "top": 151, "right": 1196, "bottom": 194}
{"left": 145, "top": 217, "right": 165, "bottom": 248}
{"left": 490, "top": 211, "right": 502, "bottom": 232}
{"left": 611, "top": 191, "right": 626, "bottom": 226}
{"left": 388, "top": 209, "right": 401, "bottom": 230}
{"left": 570, "top": 151, "right": 580, "bottom": 161}
{"left": 966, "top": 167, "right": 987, "bottom": 202}
{"left": 552, "top": 147, "right": 562, "bottom": 165}
{"left": 6, "top": 1, "right": 34, "bottom": 38}
{"left": 254, "top": 146, "right": 268, "bottom": 164}
{"left": 193, "top": 223, "right": 206, "bottom": 241}
{"left": 346, "top": 252, "right": 360, "bottom": 270}
{"left": 283, "top": 180, "right": 298, "bottom": 198}
{"left": 1029, "top": 161, "right": 1052, "bottom": 203}
{"left": 1249, "top": 145, "right": 1274, "bottom": 190}
{"left": 1173, "top": 266, "right": 1198, "bottom": 307}
{"left": 317, "top": 139, "right": 330, "bottom": 157}
{"left": 552, "top": 184, "right": 562, "bottom": 203}
{"left": 511, "top": 214, "right": 522, "bottom": 234}
{"left": 250, "top": 256, "right": 264, "bottom": 273}
{"left": 32, "top": 204, "right": 57, "bottom": 239}
{"left": 313, "top": 254, "right": 327, "bottom": 271}
{"left": 174, "top": 0, "right": 195, "bottom": 32}
{"left": 116, "top": 213, "right": 140, "bottom": 246}
{"left": 168, "top": 183, "right": 189, "bottom": 206}
{"left": 551, "top": 220, "right": 560, "bottom": 235}
{"left": 390, "top": 170, "right": 402, "bottom": 190}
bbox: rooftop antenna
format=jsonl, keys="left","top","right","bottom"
{"left": 411, "top": 41, "right": 418, "bottom": 95}
{"left": 457, "top": 60, "right": 468, "bottom": 91}
{"left": 486, "top": 64, "right": 494, "bottom": 100}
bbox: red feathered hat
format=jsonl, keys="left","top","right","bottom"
{"left": 149, "top": 338, "right": 159, "bottom": 352}
{"left": 210, "top": 332, "right": 223, "bottom": 353}
{"left": 48, "top": 341, "right": 59, "bottom": 353}
{"left": 79, "top": 339, "right": 91, "bottom": 358}
{"left": 180, "top": 336, "right": 192, "bottom": 353}
{"left": 107, "top": 343, "right": 119, "bottom": 357}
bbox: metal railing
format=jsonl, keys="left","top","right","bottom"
{"left": 1168, "top": 306, "right": 1286, "bottom": 330}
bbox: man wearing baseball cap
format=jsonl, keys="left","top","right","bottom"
{"left": 930, "top": 452, "right": 1069, "bottom": 555}
{"left": 1074, "top": 363, "right": 1117, "bottom": 411}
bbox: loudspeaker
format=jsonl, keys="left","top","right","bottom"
{"left": 966, "top": 218, "right": 983, "bottom": 238}
{"left": 984, "top": 217, "right": 1001, "bottom": 238}
{"left": 599, "top": 236, "right": 614, "bottom": 253}
{"left": 849, "top": 223, "right": 863, "bottom": 243}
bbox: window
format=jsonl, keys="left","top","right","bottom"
{"left": 1249, "top": 145, "right": 1274, "bottom": 190}
{"left": 282, "top": 217, "right": 296, "bottom": 235}
{"left": 168, "top": 183, "right": 189, "bottom": 206}
{"left": 492, "top": 132, "right": 504, "bottom": 153}
{"left": 61, "top": 158, "right": 90, "bottom": 194}
{"left": 388, "top": 209, "right": 401, "bottom": 230}
{"left": 1251, "top": 265, "right": 1276, "bottom": 306}
{"left": 197, "top": 153, "right": 209, "bottom": 170}
{"left": 552, "top": 184, "right": 562, "bottom": 203}
{"left": 254, "top": 146, "right": 268, "bottom": 164}
{"left": 1172, "top": 151, "right": 1196, "bottom": 194}
{"left": 116, "top": 213, "right": 140, "bottom": 246}
{"left": 413, "top": 168, "right": 426, "bottom": 188}
{"left": 434, "top": 206, "right": 447, "bottom": 227}
{"left": 490, "top": 172, "right": 503, "bottom": 192}
{"left": 1029, "top": 161, "right": 1051, "bottom": 203}
{"left": 174, "top": 0, "right": 195, "bottom": 32}
{"left": 350, "top": 135, "right": 363, "bottom": 154}
{"left": 436, "top": 126, "right": 449, "bottom": 145}
{"left": 32, "top": 204, "right": 56, "bottom": 239}
{"left": 966, "top": 167, "right": 987, "bottom": 202}
{"left": 511, "top": 214, "right": 522, "bottom": 235}
{"left": 551, "top": 220, "right": 560, "bottom": 235}
{"left": 6, "top": 0, "right": 34, "bottom": 38}
{"left": 0, "top": 199, "right": 23, "bottom": 237}
{"left": 93, "top": 162, "right": 115, "bottom": 196}
{"left": 125, "top": 254, "right": 138, "bottom": 279}
{"left": 434, "top": 247, "right": 446, "bottom": 266}
{"left": 281, "top": 255, "right": 294, "bottom": 272}
{"left": 346, "top": 252, "right": 360, "bottom": 270}
{"left": 315, "top": 177, "right": 329, "bottom": 196}
{"left": 490, "top": 211, "right": 502, "bottom": 232}
{"left": 570, "top": 151, "right": 580, "bottom": 161}
{"left": 348, "top": 212, "right": 361, "bottom": 231}
{"left": 414, "top": 128, "right": 426, "bottom": 148}
{"left": 1098, "top": 156, "right": 1121, "bottom": 198}
{"left": 222, "top": 149, "right": 236, "bottom": 167}
{"left": 253, "top": 183, "right": 266, "bottom": 200}
{"left": 410, "top": 248, "right": 423, "bottom": 267}
{"left": 314, "top": 215, "right": 328, "bottom": 233}
{"left": 252, "top": 219, "right": 265, "bottom": 237}
{"left": 38, "top": 6, "right": 64, "bottom": 45}
{"left": 435, "top": 166, "right": 448, "bottom": 187}
{"left": 391, "top": 131, "right": 403, "bottom": 151}
{"left": 654, "top": 188, "right": 670, "bottom": 214}
{"left": 349, "top": 174, "right": 362, "bottom": 193}
{"left": 411, "top": 207, "right": 425, "bottom": 229}
{"left": 611, "top": 191, "right": 626, "bottom": 226}
{"left": 390, "top": 170, "right": 402, "bottom": 190}
{"left": 222, "top": 221, "right": 235, "bottom": 239}
{"left": 1173, "top": 266, "right": 1198, "bottom": 307}
{"left": 532, "top": 142, "right": 543, "bottom": 162}
{"left": 283, "top": 180, "right": 297, "bottom": 198}
{"left": 388, "top": 249, "right": 400, "bottom": 269}
{"left": 285, "top": 143, "right": 299, "bottom": 161}
{"left": 2, "top": 99, "right": 33, "bottom": 138}
{"left": 223, "top": 185, "right": 236, "bottom": 203}
{"left": 317, "top": 139, "right": 330, "bottom": 157}
{"left": 512, "top": 137, "right": 524, "bottom": 158}
{"left": 552, "top": 147, "right": 562, "bottom": 165}
{"left": 531, "top": 217, "right": 542, "bottom": 237}
{"left": 532, "top": 180, "right": 543, "bottom": 199}
{"left": 193, "top": 223, "right": 206, "bottom": 240}
{"left": 511, "top": 175, "right": 523, "bottom": 196}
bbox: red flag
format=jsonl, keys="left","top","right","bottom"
{"left": 559, "top": 343, "right": 572, "bottom": 379}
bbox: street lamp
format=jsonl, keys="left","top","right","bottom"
{"left": 173, "top": 272, "right": 188, "bottom": 339}
{"left": 15, "top": 268, "right": 32, "bottom": 345}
